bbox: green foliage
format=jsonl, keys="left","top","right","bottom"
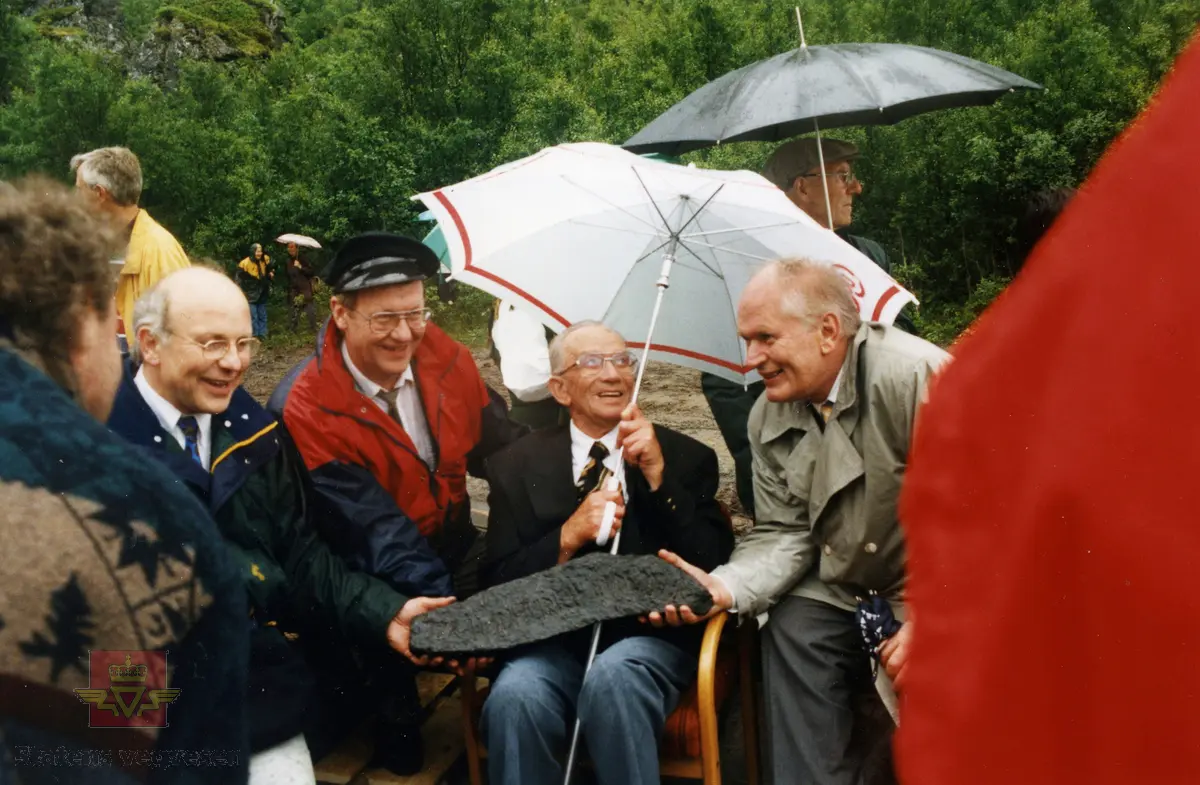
{"left": 1, "top": 0, "right": 1197, "bottom": 346}
{"left": 156, "top": 0, "right": 275, "bottom": 57}
{"left": 121, "top": 0, "right": 161, "bottom": 37}
{"left": 32, "top": 5, "right": 81, "bottom": 25}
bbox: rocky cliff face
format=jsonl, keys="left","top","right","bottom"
{"left": 24, "top": 0, "right": 285, "bottom": 81}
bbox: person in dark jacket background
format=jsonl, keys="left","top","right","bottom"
{"left": 109, "top": 266, "right": 460, "bottom": 781}
{"left": 270, "top": 231, "right": 526, "bottom": 774}
{"left": 237, "top": 243, "right": 274, "bottom": 338}
{"left": 285, "top": 241, "right": 318, "bottom": 332}
{"left": 480, "top": 321, "right": 734, "bottom": 785}
{"left": 0, "top": 177, "right": 250, "bottom": 784}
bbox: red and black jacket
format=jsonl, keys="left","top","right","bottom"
{"left": 269, "top": 321, "right": 524, "bottom": 598}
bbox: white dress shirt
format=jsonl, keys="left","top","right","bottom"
{"left": 341, "top": 342, "right": 437, "bottom": 468}
{"left": 568, "top": 421, "right": 628, "bottom": 501}
{"left": 134, "top": 367, "right": 213, "bottom": 470}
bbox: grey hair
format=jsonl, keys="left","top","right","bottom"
{"left": 548, "top": 319, "right": 625, "bottom": 374}
{"left": 69, "top": 147, "right": 143, "bottom": 207}
{"left": 767, "top": 258, "right": 861, "bottom": 336}
{"left": 129, "top": 280, "right": 171, "bottom": 363}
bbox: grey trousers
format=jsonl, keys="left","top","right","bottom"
{"left": 762, "top": 595, "right": 897, "bottom": 785}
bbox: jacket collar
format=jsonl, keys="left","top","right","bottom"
{"left": 758, "top": 323, "right": 869, "bottom": 445}
{"left": 309, "top": 319, "right": 466, "bottom": 463}
{"left": 108, "top": 360, "right": 280, "bottom": 508}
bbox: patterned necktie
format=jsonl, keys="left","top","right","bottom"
{"left": 377, "top": 388, "right": 402, "bottom": 422}
{"left": 819, "top": 402, "right": 834, "bottom": 422}
{"left": 177, "top": 416, "right": 203, "bottom": 466}
{"left": 576, "top": 441, "right": 611, "bottom": 503}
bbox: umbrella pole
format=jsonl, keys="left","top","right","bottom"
{"left": 813, "top": 118, "right": 835, "bottom": 231}
{"left": 562, "top": 246, "right": 678, "bottom": 785}
{"left": 795, "top": 6, "right": 833, "bottom": 231}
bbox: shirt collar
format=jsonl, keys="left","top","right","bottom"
{"left": 569, "top": 420, "right": 620, "bottom": 454}
{"left": 825, "top": 365, "right": 844, "bottom": 406}
{"left": 133, "top": 366, "right": 212, "bottom": 435}
{"left": 340, "top": 340, "right": 414, "bottom": 398}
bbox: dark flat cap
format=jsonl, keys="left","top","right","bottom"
{"left": 324, "top": 232, "right": 439, "bottom": 294}
{"left": 762, "top": 137, "right": 860, "bottom": 191}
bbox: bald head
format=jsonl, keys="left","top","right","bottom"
{"left": 132, "top": 267, "right": 249, "bottom": 359}
{"left": 133, "top": 267, "right": 255, "bottom": 415}
{"left": 743, "top": 259, "right": 860, "bottom": 334}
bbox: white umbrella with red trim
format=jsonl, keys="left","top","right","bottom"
{"left": 414, "top": 142, "right": 913, "bottom": 386}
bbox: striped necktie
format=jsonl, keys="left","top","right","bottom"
{"left": 177, "top": 416, "right": 203, "bottom": 466}
{"left": 576, "top": 441, "right": 611, "bottom": 503}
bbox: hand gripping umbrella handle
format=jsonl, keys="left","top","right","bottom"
{"left": 594, "top": 474, "right": 621, "bottom": 547}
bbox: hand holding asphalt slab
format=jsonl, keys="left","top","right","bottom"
{"left": 409, "top": 553, "right": 715, "bottom": 655}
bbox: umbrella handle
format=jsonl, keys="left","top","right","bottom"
{"left": 595, "top": 475, "right": 622, "bottom": 547}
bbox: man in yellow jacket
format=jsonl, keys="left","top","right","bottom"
{"left": 71, "top": 147, "right": 190, "bottom": 344}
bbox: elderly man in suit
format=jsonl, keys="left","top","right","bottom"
{"left": 656, "top": 259, "right": 949, "bottom": 785}
{"left": 480, "top": 320, "right": 735, "bottom": 785}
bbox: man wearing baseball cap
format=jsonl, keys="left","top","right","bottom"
{"left": 270, "top": 231, "right": 525, "bottom": 774}
{"left": 702, "top": 137, "right": 913, "bottom": 518}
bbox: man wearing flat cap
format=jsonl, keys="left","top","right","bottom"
{"left": 270, "top": 231, "right": 525, "bottom": 774}
{"left": 702, "top": 136, "right": 914, "bottom": 517}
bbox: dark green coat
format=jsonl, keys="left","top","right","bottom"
{"left": 108, "top": 367, "right": 407, "bottom": 750}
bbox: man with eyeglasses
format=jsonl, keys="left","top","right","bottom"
{"left": 479, "top": 321, "right": 734, "bottom": 785}
{"left": 107, "top": 266, "right": 459, "bottom": 783}
{"left": 702, "top": 136, "right": 914, "bottom": 518}
{"left": 269, "top": 231, "right": 525, "bottom": 774}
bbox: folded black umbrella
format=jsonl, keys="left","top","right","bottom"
{"left": 409, "top": 553, "right": 714, "bottom": 655}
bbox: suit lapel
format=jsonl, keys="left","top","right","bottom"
{"left": 524, "top": 426, "right": 580, "bottom": 523}
{"left": 108, "top": 369, "right": 212, "bottom": 493}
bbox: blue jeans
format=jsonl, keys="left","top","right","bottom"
{"left": 251, "top": 303, "right": 268, "bottom": 337}
{"left": 480, "top": 636, "right": 696, "bottom": 785}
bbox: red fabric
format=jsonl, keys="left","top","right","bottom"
{"left": 282, "top": 322, "right": 488, "bottom": 537}
{"left": 897, "top": 36, "right": 1200, "bottom": 785}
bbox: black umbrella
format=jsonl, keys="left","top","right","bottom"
{"left": 624, "top": 23, "right": 1039, "bottom": 233}
{"left": 623, "top": 42, "right": 1042, "bottom": 157}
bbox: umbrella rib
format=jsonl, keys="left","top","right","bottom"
{"left": 559, "top": 174, "right": 666, "bottom": 235}
{"left": 827, "top": 46, "right": 886, "bottom": 109}
{"left": 681, "top": 238, "right": 776, "bottom": 263}
{"left": 673, "top": 183, "right": 728, "bottom": 238}
{"left": 570, "top": 220, "right": 664, "bottom": 239}
{"left": 681, "top": 221, "right": 803, "bottom": 239}
{"left": 632, "top": 168, "right": 679, "bottom": 237}
{"left": 632, "top": 237, "right": 675, "bottom": 267}
{"left": 674, "top": 237, "right": 724, "bottom": 278}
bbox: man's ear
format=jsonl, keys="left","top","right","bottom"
{"left": 330, "top": 297, "right": 350, "bottom": 331}
{"left": 548, "top": 375, "right": 571, "bottom": 407}
{"left": 138, "top": 327, "right": 163, "bottom": 366}
{"left": 818, "top": 312, "right": 841, "bottom": 354}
